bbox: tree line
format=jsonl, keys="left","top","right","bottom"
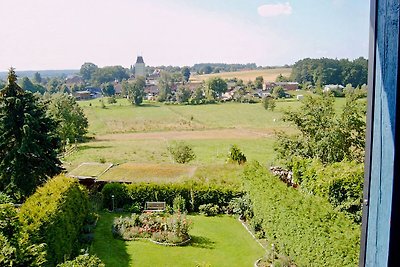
{"left": 291, "top": 57, "right": 368, "bottom": 87}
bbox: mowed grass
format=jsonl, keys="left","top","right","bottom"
{"left": 189, "top": 67, "right": 292, "bottom": 82}
{"left": 98, "top": 163, "right": 195, "bottom": 183}
{"left": 91, "top": 212, "right": 265, "bottom": 267}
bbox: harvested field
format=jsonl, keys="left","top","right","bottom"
{"left": 190, "top": 68, "right": 292, "bottom": 82}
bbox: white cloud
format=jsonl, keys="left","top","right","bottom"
{"left": 257, "top": 2, "right": 292, "bottom": 17}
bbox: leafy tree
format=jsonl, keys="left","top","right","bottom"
{"left": 176, "top": 85, "right": 191, "bottom": 103}
{"left": 275, "top": 74, "right": 290, "bottom": 82}
{"left": 263, "top": 97, "right": 275, "bottom": 111}
{"left": 167, "top": 141, "right": 196, "bottom": 164}
{"left": 157, "top": 72, "right": 173, "bottom": 102}
{"left": 189, "top": 87, "right": 205, "bottom": 104}
{"left": 33, "top": 72, "right": 42, "bottom": 84}
{"left": 0, "top": 69, "right": 62, "bottom": 201}
{"left": 20, "top": 77, "right": 45, "bottom": 94}
{"left": 128, "top": 76, "right": 146, "bottom": 106}
{"left": 91, "top": 66, "right": 129, "bottom": 85}
{"left": 272, "top": 86, "right": 286, "bottom": 98}
{"left": 181, "top": 67, "right": 191, "bottom": 82}
{"left": 275, "top": 94, "right": 366, "bottom": 165}
{"left": 101, "top": 83, "right": 115, "bottom": 96}
{"left": 80, "top": 62, "right": 98, "bottom": 81}
{"left": 201, "top": 65, "right": 213, "bottom": 74}
{"left": 205, "top": 77, "right": 227, "bottom": 100}
{"left": 254, "top": 76, "right": 264, "bottom": 89}
{"left": 47, "top": 93, "right": 89, "bottom": 147}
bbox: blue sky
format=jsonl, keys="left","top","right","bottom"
{"left": 0, "top": 0, "right": 369, "bottom": 71}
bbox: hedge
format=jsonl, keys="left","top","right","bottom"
{"left": 243, "top": 162, "right": 360, "bottom": 267}
{"left": 19, "top": 175, "right": 89, "bottom": 267}
{"left": 101, "top": 182, "right": 242, "bottom": 212}
{"left": 291, "top": 157, "right": 364, "bottom": 223}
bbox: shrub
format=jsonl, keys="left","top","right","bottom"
{"left": 227, "top": 195, "right": 253, "bottom": 220}
{"left": 57, "top": 254, "right": 105, "bottom": 267}
{"left": 101, "top": 183, "right": 129, "bottom": 210}
{"left": 243, "top": 162, "right": 360, "bottom": 267}
{"left": 0, "top": 192, "right": 12, "bottom": 204}
{"left": 199, "top": 204, "right": 219, "bottom": 216}
{"left": 19, "top": 175, "right": 89, "bottom": 266}
{"left": 227, "top": 145, "right": 247, "bottom": 165}
{"left": 167, "top": 141, "right": 196, "bottom": 164}
{"left": 0, "top": 204, "right": 47, "bottom": 267}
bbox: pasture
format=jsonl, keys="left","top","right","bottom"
{"left": 189, "top": 67, "right": 292, "bottom": 82}
{"left": 64, "top": 96, "right": 347, "bottom": 183}
{"left": 91, "top": 212, "right": 265, "bottom": 267}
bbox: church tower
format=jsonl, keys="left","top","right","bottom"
{"left": 135, "top": 56, "right": 145, "bottom": 78}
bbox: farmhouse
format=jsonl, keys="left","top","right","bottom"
{"left": 264, "top": 82, "right": 299, "bottom": 91}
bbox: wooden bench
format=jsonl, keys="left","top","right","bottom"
{"left": 144, "top": 201, "right": 166, "bottom": 212}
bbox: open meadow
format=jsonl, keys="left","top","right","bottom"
{"left": 64, "top": 95, "right": 347, "bottom": 186}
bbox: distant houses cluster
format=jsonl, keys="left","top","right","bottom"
{"left": 67, "top": 55, "right": 301, "bottom": 102}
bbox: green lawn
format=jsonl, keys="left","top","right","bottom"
{"left": 91, "top": 212, "right": 265, "bottom": 267}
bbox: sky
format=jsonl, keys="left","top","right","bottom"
{"left": 0, "top": 0, "right": 370, "bottom": 71}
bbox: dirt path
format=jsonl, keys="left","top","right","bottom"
{"left": 96, "top": 128, "right": 275, "bottom": 141}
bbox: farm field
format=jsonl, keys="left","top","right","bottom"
{"left": 190, "top": 67, "right": 292, "bottom": 82}
{"left": 91, "top": 212, "right": 265, "bottom": 267}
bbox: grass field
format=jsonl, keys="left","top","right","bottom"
{"left": 91, "top": 212, "right": 265, "bottom": 267}
{"left": 64, "top": 97, "right": 348, "bottom": 181}
{"left": 190, "top": 68, "right": 292, "bottom": 82}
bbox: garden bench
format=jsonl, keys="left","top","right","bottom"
{"left": 144, "top": 201, "right": 166, "bottom": 212}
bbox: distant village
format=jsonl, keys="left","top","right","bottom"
{"left": 64, "top": 56, "right": 304, "bottom": 102}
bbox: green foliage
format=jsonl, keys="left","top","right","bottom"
{"left": 291, "top": 157, "right": 364, "bottom": 223}
{"left": 254, "top": 76, "right": 264, "bottom": 89}
{"left": 291, "top": 57, "right": 368, "bottom": 87}
{"left": 243, "top": 162, "right": 360, "bottom": 267}
{"left": 272, "top": 86, "right": 286, "bottom": 98}
{"left": 157, "top": 72, "right": 173, "bottom": 102}
{"left": 275, "top": 94, "right": 366, "bottom": 164}
{"left": 0, "top": 204, "right": 47, "bottom": 267}
{"left": 0, "top": 69, "right": 63, "bottom": 201}
{"left": 80, "top": 63, "right": 99, "bottom": 82}
{"left": 227, "top": 145, "right": 247, "bottom": 165}
{"left": 101, "top": 83, "right": 115, "bottom": 96}
{"left": 19, "top": 175, "right": 89, "bottom": 266}
{"left": 107, "top": 96, "right": 117, "bottom": 104}
{"left": 128, "top": 77, "right": 146, "bottom": 105}
{"left": 181, "top": 67, "right": 191, "bottom": 82}
{"left": 20, "top": 77, "right": 45, "bottom": 94}
{"left": 199, "top": 204, "right": 219, "bottom": 216}
{"left": 91, "top": 66, "right": 129, "bottom": 85}
{"left": 176, "top": 85, "right": 192, "bottom": 103}
{"left": 102, "top": 182, "right": 242, "bottom": 212}
{"left": 168, "top": 141, "right": 196, "bottom": 164}
{"left": 263, "top": 97, "right": 276, "bottom": 111}
{"left": 57, "top": 254, "right": 105, "bottom": 267}
{"left": 227, "top": 196, "right": 253, "bottom": 221}
{"left": 205, "top": 77, "right": 227, "bottom": 100}
{"left": 173, "top": 195, "right": 187, "bottom": 213}
{"left": 47, "top": 93, "right": 89, "bottom": 147}
{"left": 275, "top": 73, "right": 291, "bottom": 82}
{"left": 0, "top": 192, "right": 12, "bottom": 204}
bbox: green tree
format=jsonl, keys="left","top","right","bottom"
{"left": 275, "top": 94, "right": 366, "bottom": 165}
{"left": 272, "top": 86, "right": 286, "bottom": 98}
{"left": 157, "top": 72, "right": 173, "bottom": 102}
{"left": 275, "top": 74, "right": 290, "bottom": 82}
{"left": 80, "top": 62, "right": 98, "bottom": 82}
{"left": 129, "top": 76, "right": 146, "bottom": 106}
{"left": 176, "top": 85, "right": 191, "bottom": 103}
{"left": 189, "top": 86, "right": 205, "bottom": 104}
{"left": 47, "top": 93, "right": 89, "bottom": 148}
{"left": 263, "top": 97, "right": 275, "bottom": 111}
{"left": 167, "top": 141, "right": 196, "bottom": 164}
{"left": 101, "top": 83, "right": 115, "bottom": 96}
{"left": 227, "top": 145, "right": 247, "bottom": 165}
{"left": 33, "top": 72, "right": 42, "bottom": 84}
{"left": 205, "top": 77, "right": 227, "bottom": 100}
{"left": 254, "top": 76, "right": 264, "bottom": 89}
{"left": 181, "top": 67, "right": 191, "bottom": 82}
{"left": 0, "top": 69, "right": 62, "bottom": 201}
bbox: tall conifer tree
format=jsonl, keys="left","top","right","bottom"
{"left": 0, "top": 68, "right": 62, "bottom": 201}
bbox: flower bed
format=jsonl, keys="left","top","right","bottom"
{"left": 112, "top": 212, "right": 191, "bottom": 245}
